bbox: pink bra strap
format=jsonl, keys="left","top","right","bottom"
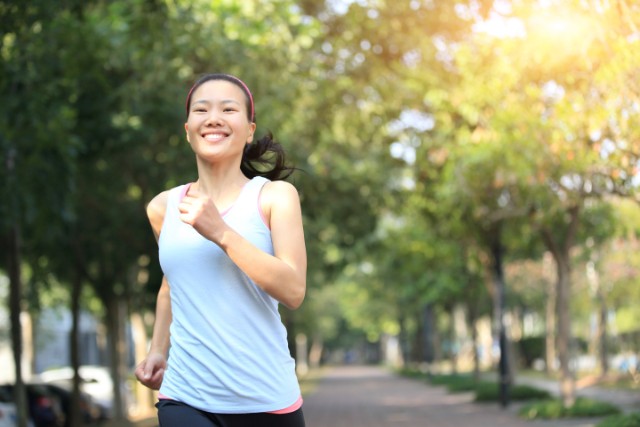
{"left": 179, "top": 183, "right": 193, "bottom": 202}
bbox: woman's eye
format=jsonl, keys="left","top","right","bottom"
{"left": 224, "top": 108, "right": 237, "bottom": 112}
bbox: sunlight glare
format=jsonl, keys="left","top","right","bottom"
{"left": 473, "top": 12, "right": 526, "bottom": 38}
{"left": 525, "top": 5, "right": 597, "bottom": 55}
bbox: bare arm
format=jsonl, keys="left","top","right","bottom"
{"left": 135, "top": 191, "right": 172, "bottom": 390}
{"left": 179, "top": 181, "right": 307, "bottom": 309}
{"left": 148, "top": 276, "right": 171, "bottom": 356}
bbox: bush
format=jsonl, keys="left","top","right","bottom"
{"left": 428, "top": 374, "right": 467, "bottom": 386}
{"left": 397, "top": 367, "right": 427, "bottom": 379}
{"left": 474, "top": 382, "right": 551, "bottom": 402}
{"left": 596, "top": 412, "right": 640, "bottom": 427}
{"left": 426, "top": 374, "right": 481, "bottom": 393}
{"left": 425, "top": 375, "right": 551, "bottom": 401}
{"left": 518, "top": 336, "right": 546, "bottom": 368}
{"left": 400, "top": 370, "right": 485, "bottom": 393}
{"left": 519, "top": 397, "right": 621, "bottom": 420}
{"left": 447, "top": 378, "right": 488, "bottom": 393}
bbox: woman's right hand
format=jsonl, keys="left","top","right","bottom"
{"left": 135, "top": 352, "right": 167, "bottom": 390}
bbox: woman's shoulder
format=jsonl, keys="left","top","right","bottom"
{"left": 147, "top": 189, "right": 170, "bottom": 212}
{"left": 146, "top": 183, "right": 191, "bottom": 213}
{"left": 261, "top": 180, "right": 300, "bottom": 203}
{"left": 260, "top": 180, "right": 301, "bottom": 227}
{"left": 146, "top": 189, "right": 173, "bottom": 239}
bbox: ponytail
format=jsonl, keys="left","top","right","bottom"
{"left": 241, "top": 131, "right": 295, "bottom": 181}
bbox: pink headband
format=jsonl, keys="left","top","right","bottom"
{"left": 185, "top": 74, "right": 255, "bottom": 122}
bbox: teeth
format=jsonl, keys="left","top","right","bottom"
{"left": 204, "top": 133, "right": 226, "bottom": 141}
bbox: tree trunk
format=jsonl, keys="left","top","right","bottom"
{"left": 6, "top": 226, "right": 28, "bottom": 427}
{"left": 422, "top": 304, "right": 436, "bottom": 365}
{"left": 106, "top": 296, "right": 128, "bottom": 422}
{"left": 587, "top": 256, "right": 609, "bottom": 377}
{"left": 448, "top": 306, "right": 458, "bottom": 375}
{"left": 463, "top": 262, "right": 482, "bottom": 382}
{"left": 295, "top": 333, "right": 309, "bottom": 376}
{"left": 555, "top": 252, "right": 576, "bottom": 407}
{"left": 540, "top": 205, "right": 580, "bottom": 407}
{"left": 69, "top": 267, "right": 83, "bottom": 427}
{"left": 23, "top": 312, "right": 34, "bottom": 381}
{"left": 597, "top": 293, "right": 609, "bottom": 376}
{"left": 489, "top": 230, "right": 511, "bottom": 408}
{"left": 397, "top": 314, "right": 409, "bottom": 369}
{"left": 308, "top": 334, "right": 323, "bottom": 369}
{"left": 411, "top": 312, "right": 424, "bottom": 365}
{"left": 544, "top": 252, "right": 557, "bottom": 374}
{"left": 467, "top": 302, "right": 481, "bottom": 382}
{"left": 131, "top": 312, "right": 155, "bottom": 417}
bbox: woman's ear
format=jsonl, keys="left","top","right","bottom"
{"left": 184, "top": 123, "right": 190, "bottom": 143}
{"left": 247, "top": 123, "right": 256, "bottom": 143}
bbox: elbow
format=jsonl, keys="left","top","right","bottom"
{"left": 283, "top": 285, "right": 306, "bottom": 310}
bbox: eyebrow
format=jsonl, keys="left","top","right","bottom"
{"left": 191, "top": 99, "right": 242, "bottom": 108}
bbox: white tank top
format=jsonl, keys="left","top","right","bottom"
{"left": 157, "top": 176, "right": 300, "bottom": 413}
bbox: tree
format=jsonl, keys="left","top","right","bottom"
{"left": 1, "top": 1, "right": 91, "bottom": 423}
{"left": 443, "top": 0, "right": 640, "bottom": 406}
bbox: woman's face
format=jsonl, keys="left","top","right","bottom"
{"left": 184, "top": 80, "right": 256, "bottom": 161}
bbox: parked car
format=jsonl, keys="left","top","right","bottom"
{"left": 0, "top": 401, "right": 16, "bottom": 427}
{"left": 0, "top": 386, "right": 17, "bottom": 427}
{"left": 40, "top": 383, "right": 102, "bottom": 426}
{"left": 0, "top": 384, "right": 64, "bottom": 427}
{"left": 38, "top": 366, "right": 115, "bottom": 420}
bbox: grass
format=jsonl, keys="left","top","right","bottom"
{"left": 593, "top": 375, "right": 640, "bottom": 391}
{"left": 397, "top": 368, "right": 479, "bottom": 391}
{"left": 399, "top": 367, "right": 632, "bottom": 422}
{"left": 429, "top": 374, "right": 478, "bottom": 392}
{"left": 596, "top": 412, "right": 640, "bottom": 427}
{"left": 423, "top": 372, "right": 552, "bottom": 401}
{"left": 519, "top": 368, "right": 640, "bottom": 391}
{"left": 399, "top": 370, "right": 553, "bottom": 402}
{"left": 397, "top": 367, "right": 429, "bottom": 380}
{"left": 519, "top": 397, "right": 621, "bottom": 420}
{"left": 474, "top": 382, "right": 551, "bottom": 402}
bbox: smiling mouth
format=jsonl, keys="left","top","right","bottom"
{"left": 202, "top": 132, "right": 228, "bottom": 141}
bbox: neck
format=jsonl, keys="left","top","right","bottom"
{"left": 194, "top": 159, "right": 248, "bottom": 200}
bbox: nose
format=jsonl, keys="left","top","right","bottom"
{"left": 204, "top": 110, "right": 224, "bottom": 126}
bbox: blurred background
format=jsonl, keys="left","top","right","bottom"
{"left": 1, "top": 0, "right": 639, "bottom": 426}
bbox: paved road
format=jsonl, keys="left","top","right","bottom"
{"left": 129, "top": 365, "right": 637, "bottom": 427}
{"left": 302, "top": 365, "right": 615, "bottom": 427}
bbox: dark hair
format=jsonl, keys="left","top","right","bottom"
{"left": 186, "top": 73, "right": 295, "bottom": 180}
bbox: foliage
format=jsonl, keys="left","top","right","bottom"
{"left": 0, "top": 0, "right": 323, "bottom": 309}
{"left": 399, "top": 369, "right": 552, "bottom": 402}
{"left": 428, "top": 374, "right": 478, "bottom": 392}
{"left": 1, "top": 0, "right": 640, "bottom": 405}
{"left": 0, "top": 0, "right": 323, "bottom": 420}
{"left": 396, "top": 367, "right": 428, "bottom": 380}
{"left": 417, "top": 372, "right": 552, "bottom": 400}
{"left": 601, "top": 199, "right": 640, "bottom": 331}
{"left": 474, "top": 382, "right": 551, "bottom": 402}
{"left": 517, "top": 336, "right": 546, "bottom": 369}
{"left": 519, "top": 397, "right": 621, "bottom": 420}
{"left": 597, "top": 412, "right": 640, "bottom": 427}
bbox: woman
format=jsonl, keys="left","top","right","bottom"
{"left": 135, "top": 73, "right": 307, "bottom": 427}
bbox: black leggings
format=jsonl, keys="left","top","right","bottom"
{"left": 156, "top": 399, "right": 306, "bottom": 427}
